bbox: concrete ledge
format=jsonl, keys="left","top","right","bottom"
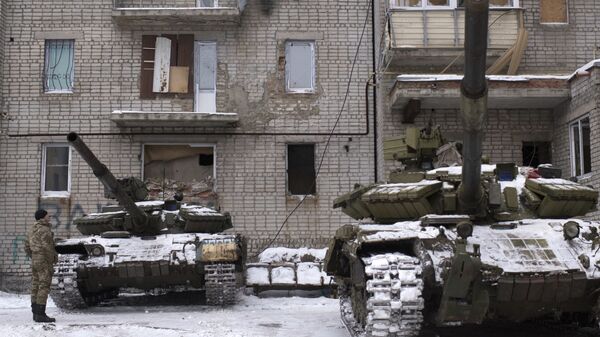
{"left": 390, "top": 77, "right": 570, "bottom": 111}
{"left": 112, "top": 7, "right": 242, "bottom": 27}
{"left": 110, "top": 111, "right": 239, "bottom": 128}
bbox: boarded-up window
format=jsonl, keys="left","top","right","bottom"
{"left": 287, "top": 144, "right": 316, "bottom": 195}
{"left": 42, "top": 144, "right": 71, "bottom": 196}
{"left": 140, "top": 34, "right": 194, "bottom": 99}
{"left": 44, "top": 40, "right": 75, "bottom": 92}
{"left": 285, "top": 41, "right": 315, "bottom": 93}
{"left": 540, "top": 0, "right": 568, "bottom": 24}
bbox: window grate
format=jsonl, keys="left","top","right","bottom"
{"left": 44, "top": 39, "right": 75, "bottom": 92}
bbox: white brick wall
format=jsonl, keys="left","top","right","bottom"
{"left": 0, "top": 0, "right": 375, "bottom": 289}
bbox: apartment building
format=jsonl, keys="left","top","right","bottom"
{"left": 0, "top": 0, "right": 375, "bottom": 290}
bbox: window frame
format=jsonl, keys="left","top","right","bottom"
{"left": 285, "top": 40, "right": 316, "bottom": 94}
{"left": 389, "top": 0, "right": 519, "bottom": 9}
{"left": 539, "top": 0, "right": 569, "bottom": 25}
{"left": 43, "top": 39, "right": 75, "bottom": 94}
{"left": 194, "top": 40, "right": 218, "bottom": 112}
{"left": 141, "top": 143, "right": 217, "bottom": 192}
{"left": 286, "top": 143, "right": 317, "bottom": 196}
{"left": 569, "top": 115, "right": 591, "bottom": 177}
{"left": 41, "top": 143, "right": 72, "bottom": 197}
{"left": 197, "top": 0, "right": 218, "bottom": 7}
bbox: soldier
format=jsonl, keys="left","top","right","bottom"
{"left": 23, "top": 209, "right": 57, "bottom": 323}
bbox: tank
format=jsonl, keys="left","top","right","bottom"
{"left": 50, "top": 133, "right": 246, "bottom": 309}
{"left": 324, "top": 1, "right": 600, "bottom": 336}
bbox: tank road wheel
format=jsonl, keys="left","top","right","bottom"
{"left": 205, "top": 263, "right": 237, "bottom": 306}
{"left": 50, "top": 254, "right": 88, "bottom": 310}
{"left": 340, "top": 253, "right": 425, "bottom": 337}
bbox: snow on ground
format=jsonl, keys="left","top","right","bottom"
{"left": 0, "top": 292, "right": 347, "bottom": 337}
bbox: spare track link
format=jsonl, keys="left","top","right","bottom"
{"left": 50, "top": 254, "right": 88, "bottom": 310}
{"left": 205, "top": 263, "right": 237, "bottom": 306}
{"left": 340, "top": 253, "right": 424, "bottom": 337}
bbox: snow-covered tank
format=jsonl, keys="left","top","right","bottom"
{"left": 324, "top": 1, "right": 600, "bottom": 336}
{"left": 50, "top": 133, "right": 246, "bottom": 309}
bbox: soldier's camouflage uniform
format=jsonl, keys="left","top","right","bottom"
{"left": 24, "top": 220, "right": 57, "bottom": 305}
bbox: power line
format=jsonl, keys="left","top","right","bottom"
{"left": 253, "top": 0, "right": 374, "bottom": 258}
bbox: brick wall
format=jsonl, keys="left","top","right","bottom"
{"left": 519, "top": 0, "right": 600, "bottom": 74}
{"left": 552, "top": 68, "right": 600, "bottom": 219}
{"left": 0, "top": 0, "right": 375, "bottom": 290}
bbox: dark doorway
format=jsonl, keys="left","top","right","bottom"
{"left": 522, "top": 142, "right": 552, "bottom": 167}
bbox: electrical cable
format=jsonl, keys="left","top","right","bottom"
{"left": 253, "top": 0, "right": 373, "bottom": 258}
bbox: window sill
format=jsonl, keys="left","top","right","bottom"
{"left": 41, "top": 192, "right": 70, "bottom": 199}
{"left": 44, "top": 90, "right": 74, "bottom": 94}
{"left": 285, "top": 90, "right": 316, "bottom": 95}
{"left": 575, "top": 173, "right": 593, "bottom": 182}
{"left": 286, "top": 194, "right": 318, "bottom": 202}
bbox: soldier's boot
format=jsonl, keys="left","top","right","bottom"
{"left": 33, "top": 304, "right": 56, "bottom": 323}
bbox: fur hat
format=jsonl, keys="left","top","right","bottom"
{"left": 35, "top": 209, "right": 48, "bottom": 221}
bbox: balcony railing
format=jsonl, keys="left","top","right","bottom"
{"left": 112, "top": 0, "right": 247, "bottom": 27}
{"left": 382, "top": 6, "right": 524, "bottom": 70}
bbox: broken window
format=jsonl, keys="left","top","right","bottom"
{"left": 287, "top": 144, "right": 316, "bottom": 195}
{"left": 522, "top": 142, "right": 552, "bottom": 168}
{"left": 194, "top": 41, "right": 217, "bottom": 112}
{"left": 143, "top": 144, "right": 217, "bottom": 204}
{"left": 44, "top": 40, "right": 74, "bottom": 92}
{"left": 540, "top": 0, "right": 568, "bottom": 24}
{"left": 285, "top": 41, "right": 315, "bottom": 93}
{"left": 140, "top": 34, "right": 194, "bottom": 99}
{"left": 42, "top": 144, "right": 71, "bottom": 196}
{"left": 570, "top": 116, "right": 591, "bottom": 177}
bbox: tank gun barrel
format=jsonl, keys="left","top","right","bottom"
{"left": 67, "top": 132, "right": 148, "bottom": 231}
{"left": 458, "top": 0, "right": 489, "bottom": 214}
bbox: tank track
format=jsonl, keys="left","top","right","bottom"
{"left": 340, "top": 253, "right": 424, "bottom": 337}
{"left": 50, "top": 254, "right": 88, "bottom": 310}
{"left": 204, "top": 263, "right": 237, "bottom": 306}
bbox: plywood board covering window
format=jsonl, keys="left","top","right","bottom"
{"left": 143, "top": 144, "right": 216, "bottom": 203}
{"left": 540, "top": 0, "right": 568, "bottom": 24}
{"left": 287, "top": 144, "right": 316, "bottom": 195}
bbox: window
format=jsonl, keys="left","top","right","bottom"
{"left": 287, "top": 144, "right": 316, "bottom": 195}
{"left": 143, "top": 144, "right": 216, "bottom": 203}
{"left": 194, "top": 41, "right": 217, "bottom": 112}
{"left": 522, "top": 142, "right": 551, "bottom": 168}
{"left": 394, "top": 0, "right": 519, "bottom": 8}
{"left": 198, "top": 0, "right": 217, "bottom": 7}
{"left": 140, "top": 34, "right": 194, "bottom": 99}
{"left": 44, "top": 40, "right": 74, "bottom": 93}
{"left": 285, "top": 41, "right": 315, "bottom": 93}
{"left": 42, "top": 144, "right": 71, "bottom": 196}
{"left": 570, "top": 116, "right": 591, "bottom": 177}
{"left": 540, "top": 0, "right": 568, "bottom": 24}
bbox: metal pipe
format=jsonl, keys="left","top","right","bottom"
{"left": 67, "top": 132, "right": 148, "bottom": 232}
{"left": 458, "top": 0, "right": 489, "bottom": 214}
